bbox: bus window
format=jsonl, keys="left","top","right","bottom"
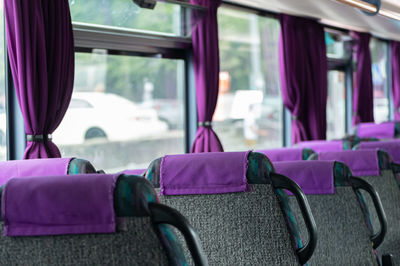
{"left": 69, "top": 0, "right": 183, "bottom": 36}
{"left": 214, "top": 6, "right": 283, "bottom": 151}
{"left": 327, "top": 71, "right": 346, "bottom": 140}
{"left": 370, "top": 38, "right": 389, "bottom": 123}
{"left": 54, "top": 51, "right": 185, "bottom": 172}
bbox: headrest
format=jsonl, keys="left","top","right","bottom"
{"left": 0, "top": 158, "right": 74, "bottom": 186}
{"left": 122, "top": 169, "right": 146, "bottom": 176}
{"left": 0, "top": 174, "right": 160, "bottom": 237}
{"left": 256, "top": 147, "right": 313, "bottom": 162}
{"left": 296, "top": 140, "right": 343, "bottom": 153}
{"left": 358, "top": 140, "right": 400, "bottom": 163}
{"left": 273, "top": 161, "right": 336, "bottom": 195}
{"left": 356, "top": 122, "right": 395, "bottom": 139}
{"left": 159, "top": 152, "right": 252, "bottom": 195}
{"left": 318, "top": 150, "right": 380, "bottom": 176}
{"left": 1, "top": 174, "right": 120, "bottom": 236}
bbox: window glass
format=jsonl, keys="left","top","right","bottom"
{"left": 325, "top": 31, "right": 352, "bottom": 59}
{"left": 214, "top": 7, "right": 283, "bottom": 151}
{"left": 326, "top": 71, "right": 346, "bottom": 140}
{"left": 370, "top": 38, "right": 389, "bottom": 123}
{"left": 0, "top": 2, "right": 6, "bottom": 160}
{"left": 69, "top": 0, "right": 183, "bottom": 36}
{"left": 55, "top": 51, "right": 185, "bottom": 172}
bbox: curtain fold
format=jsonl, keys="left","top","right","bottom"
{"left": 391, "top": 41, "right": 400, "bottom": 120}
{"left": 5, "top": 0, "right": 74, "bottom": 159}
{"left": 278, "top": 14, "right": 328, "bottom": 144}
{"left": 352, "top": 31, "right": 374, "bottom": 125}
{"left": 190, "top": 0, "right": 224, "bottom": 153}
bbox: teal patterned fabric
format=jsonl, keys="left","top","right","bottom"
{"left": 302, "top": 149, "right": 316, "bottom": 160}
{"left": 395, "top": 122, "right": 400, "bottom": 138}
{"left": 246, "top": 152, "right": 274, "bottom": 184}
{"left": 67, "top": 158, "right": 97, "bottom": 174}
{"left": 114, "top": 174, "right": 188, "bottom": 265}
{"left": 377, "top": 150, "right": 392, "bottom": 171}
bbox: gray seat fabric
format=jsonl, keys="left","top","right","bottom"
{"left": 0, "top": 218, "right": 169, "bottom": 266}
{"left": 158, "top": 185, "right": 299, "bottom": 266}
{"left": 357, "top": 152, "right": 400, "bottom": 265}
{"left": 288, "top": 163, "right": 378, "bottom": 266}
{"left": 0, "top": 175, "right": 189, "bottom": 266}
{"left": 147, "top": 152, "right": 303, "bottom": 266}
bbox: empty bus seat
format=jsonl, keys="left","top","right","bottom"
{"left": 0, "top": 157, "right": 97, "bottom": 186}
{"left": 355, "top": 121, "right": 400, "bottom": 139}
{"left": 122, "top": 169, "right": 147, "bottom": 176}
{"left": 146, "top": 151, "right": 317, "bottom": 266}
{"left": 256, "top": 147, "right": 315, "bottom": 162}
{"left": 0, "top": 173, "right": 206, "bottom": 265}
{"left": 315, "top": 150, "right": 400, "bottom": 264}
{"left": 295, "top": 140, "right": 349, "bottom": 152}
{"left": 274, "top": 161, "right": 387, "bottom": 266}
{"left": 357, "top": 140, "right": 400, "bottom": 164}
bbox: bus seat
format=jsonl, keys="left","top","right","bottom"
{"left": 295, "top": 140, "right": 346, "bottom": 152}
{"left": 256, "top": 147, "right": 315, "bottom": 161}
{"left": 146, "top": 151, "right": 317, "bottom": 266}
{"left": 355, "top": 121, "right": 399, "bottom": 139}
{"left": 357, "top": 140, "right": 400, "bottom": 164}
{"left": 0, "top": 158, "right": 97, "bottom": 186}
{"left": 122, "top": 168, "right": 147, "bottom": 176}
{"left": 0, "top": 174, "right": 206, "bottom": 266}
{"left": 315, "top": 150, "right": 400, "bottom": 265}
{"left": 274, "top": 161, "right": 387, "bottom": 266}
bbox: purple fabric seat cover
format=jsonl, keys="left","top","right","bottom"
{"left": 318, "top": 150, "right": 379, "bottom": 176}
{"left": 296, "top": 140, "right": 343, "bottom": 153}
{"left": 2, "top": 174, "right": 119, "bottom": 236}
{"left": 123, "top": 169, "right": 146, "bottom": 176}
{"left": 256, "top": 148, "right": 303, "bottom": 162}
{"left": 358, "top": 140, "right": 400, "bottom": 163}
{"left": 160, "top": 151, "right": 251, "bottom": 195}
{"left": 356, "top": 122, "right": 395, "bottom": 139}
{"left": 0, "top": 158, "right": 73, "bottom": 187}
{"left": 274, "top": 161, "right": 335, "bottom": 195}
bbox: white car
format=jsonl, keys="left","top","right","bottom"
{"left": 52, "top": 92, "right": 168, "bottom": 145}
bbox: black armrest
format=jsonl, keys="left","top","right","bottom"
{"left": 271, "top": 173, "right": 318, "bottom": 265}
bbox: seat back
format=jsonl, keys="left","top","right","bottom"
{"left": 0, "top": 174, "right": 205, "bottom": 266}
{"left": 355, "top": 121, "right": 399, "bottom": 139}
{"left": 146, "top": 152, "right": 317, "bottom": 266}
{"left": 295, "top": 140, "right": 346, "bottom": 153}
{"left": 0, "top": 158, "right": 97, "bottom": 186}
{"left": 357, "top": 140, "right": 400, "bottom": 164}
{"left": 315, "top": 150, "right": 400, "bottom": 264}
{"left": 274, "top": 161, "right": 382, "bottom": 266}
{"left": 256, "top": 147, "right": 315, "bottom": 162}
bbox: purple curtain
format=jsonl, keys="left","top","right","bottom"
{"left": 5, "top": 0, "right": 74, "bottom": 159}
{"left": 391, "top": 41, "right": 400, "bottom": 120}
{"left": 190, "top": 0, "right": 223, "bottom": 153}
{"left": 278, "top": 14, "right": 328, "bottom": 144}
{"left": 352, "top": 32, "right": 374, "bottom": 125}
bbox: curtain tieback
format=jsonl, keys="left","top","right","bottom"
{"left": 198, "top": 121, "right": 212, "bottom": 127}
{"left": 292, "top": 115, "right": 298, "bottom": 120}
{"left": 26, "top": 134, "right": 52, "bottom": 142}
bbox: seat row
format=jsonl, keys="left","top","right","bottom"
{"left": 0, "top": 138, "right": 400, "bottom": 265}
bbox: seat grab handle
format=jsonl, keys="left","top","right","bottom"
{"left": 271, "top": 173, "right": 317, "bottom": 265}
